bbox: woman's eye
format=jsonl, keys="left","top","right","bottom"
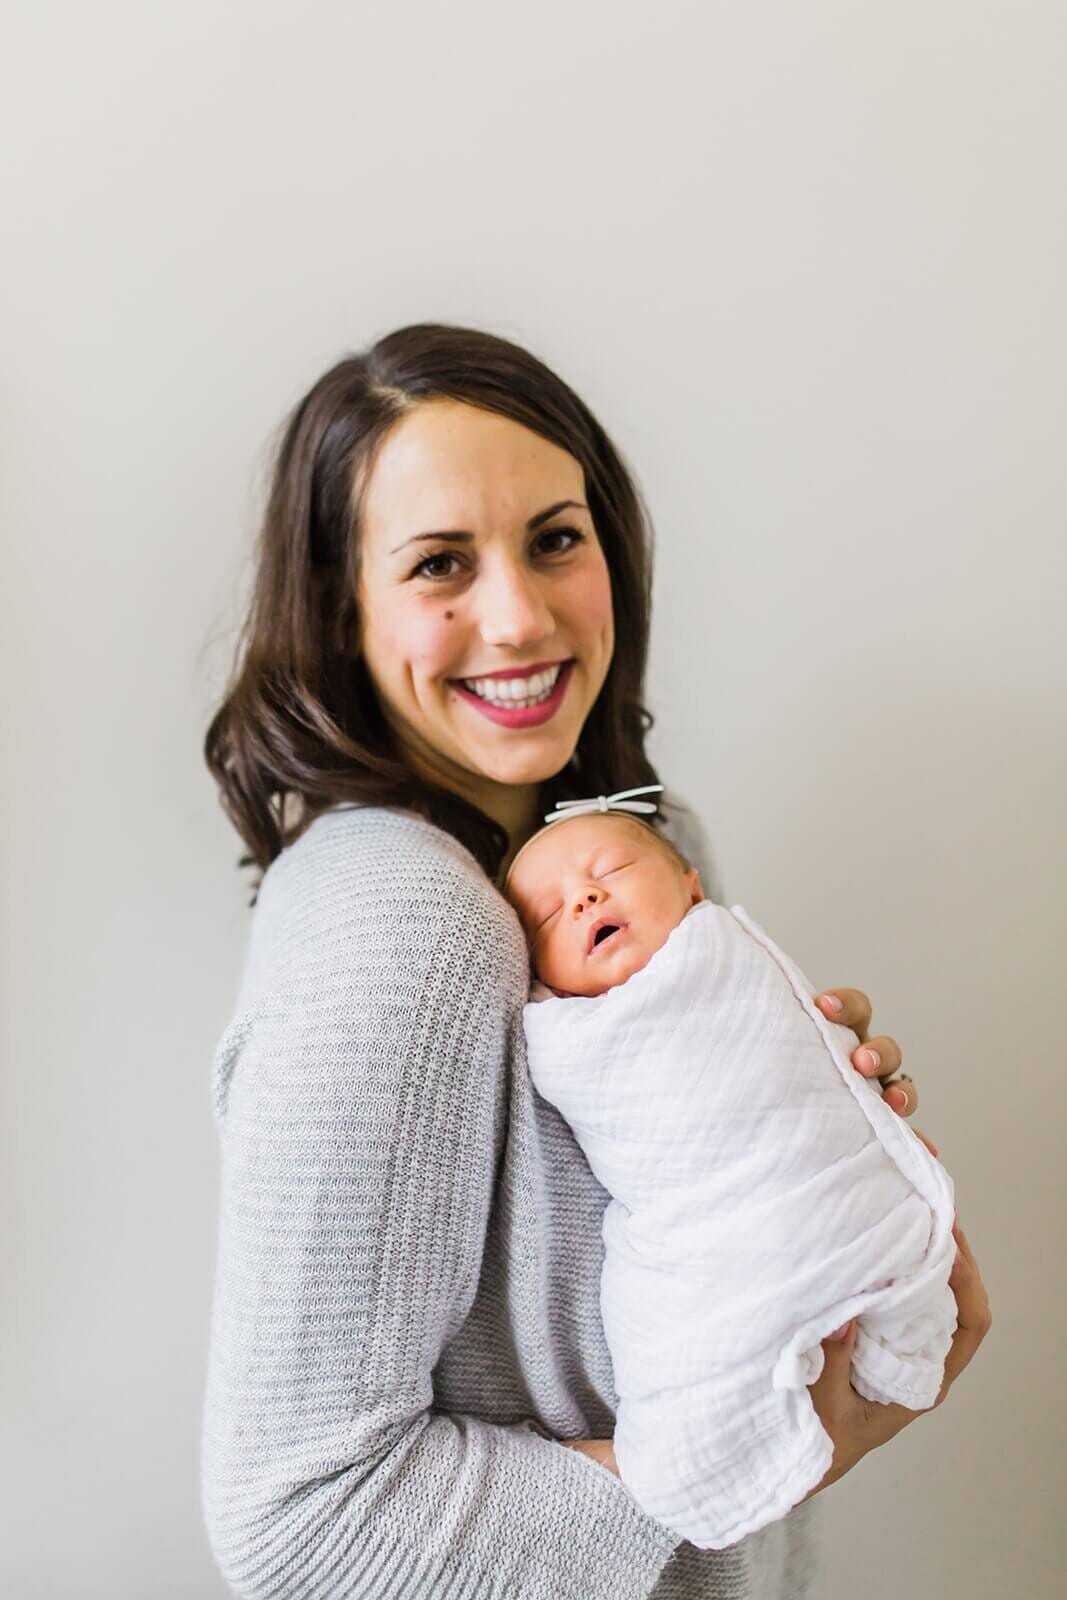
{"left": 411, "top": 551, "right": 462, "bottom": 580}
{"left": 410, "top": 525, "right": 585, "bottom": 582}
{"left": 536, "top": 525, "right": 585, "bottom": 556}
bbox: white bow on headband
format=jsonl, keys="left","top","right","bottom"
{"left": 541, "top": 783, "right": 664, "bottom": 827}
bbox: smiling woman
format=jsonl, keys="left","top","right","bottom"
{"left": 352, "top": 399, "right": 615, "bottom": 845}
{"left": 199, "top": 322, "right": 729, "bottom": 1600}
{"left": 198, "top": 323, "right": 982, "bottom": 1600}
{"left": 202, "top": 325, "right": 674, "bottom": 894}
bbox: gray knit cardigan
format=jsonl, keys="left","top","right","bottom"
{"left": 200, "top": 801, "right": 818, "bottom": 1597}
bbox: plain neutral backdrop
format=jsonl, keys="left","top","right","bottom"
{"left": 3, "top": 3, "right": 1063, "bottom": 1596}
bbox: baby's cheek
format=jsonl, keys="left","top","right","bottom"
{"left": 537, "top": 936, "right": 578, "bottom": 993}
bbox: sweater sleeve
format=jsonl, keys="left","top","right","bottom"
{"left": 199, "top": 818, "right": 680, "bottom": 1600}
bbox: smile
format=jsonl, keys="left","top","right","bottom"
{"left": 450, "top": 661, "right": 575, "bottom": 728}
{"left": 463, "top": 666, "right": 560, "bottom": 706}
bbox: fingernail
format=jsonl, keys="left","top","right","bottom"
{"left": 889, "top": 1089, "right": 908, "bottom": 1112}
{"left": 860, "top": 1048, "right": 881, "bottom": 1073}
{"left": 820, "top": 995, "right": 843, "bottom": 1013}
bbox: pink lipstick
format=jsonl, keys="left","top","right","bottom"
{"left": 451, "top": 660, "right": 575, "bottom": 728}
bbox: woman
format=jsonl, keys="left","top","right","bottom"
{"left": 200, "top": 323, "right": 990, "bottom": 1598}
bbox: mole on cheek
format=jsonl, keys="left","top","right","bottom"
{"left": 444, "top": 610, "right": 454, "bottom": 621}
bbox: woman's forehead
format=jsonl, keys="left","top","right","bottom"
{"left": 359, "top": 400, "right": 584, "bottom": 536}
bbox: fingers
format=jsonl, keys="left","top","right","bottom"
{"left": 848, "top": 1033, "right": 902, "bottom": 1083}
{"left": 850, "top": 1038, "right": 915, "bottom": 1119}
{"left": 819, "top": 1007, "right": 919, "bottom": 1121}
{"left": 814, "top": 989, "right": 926, "bottom": 1132}
{"left": 881, "top": 1073, "right": 918, "bottom": 1118}
{"left": 816, "top": 989, "right": 872, "bottom": 1039}
{"left": 813, "top": 1319, "right": 859, "bottom": 1413}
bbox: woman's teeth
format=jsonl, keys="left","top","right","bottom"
{"left": 460, "top": 664, "right": 563, "bottom": 707}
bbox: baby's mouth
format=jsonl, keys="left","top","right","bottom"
{"left": 587, "top": 919, "right": 628, "bottom": 956}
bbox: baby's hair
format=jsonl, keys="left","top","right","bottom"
{"left": 649, "top": 828, "right": 692, "bottom": 876}
{"left": 503, "top": 811, "right": 692, "bottom": 907}
{"left": 622, "top": 815, "right": 692, "bottom": 876}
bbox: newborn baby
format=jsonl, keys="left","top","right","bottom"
{"left": 503, "top": 808, "right": 957, "bottom": 1550}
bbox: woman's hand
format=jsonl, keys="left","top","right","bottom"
{"left": 815, "top": 988, "right": 937, "bottom": 1157}
{"left": 802, "top": 1218, "right": 992, "bottom": 1503}
{"left": 562, "top": 1221, "right": 992, "bottom": 1507}
{"left": 559, "top": 1437, "right": 620, "bottom": 1476}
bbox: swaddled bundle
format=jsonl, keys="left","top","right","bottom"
{"left": 522, "top": 898, "right": 957, "bottom": 1550}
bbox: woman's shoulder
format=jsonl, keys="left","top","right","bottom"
{"left": 248, "top": 804, "right": 529, "bottom": 991}
{"left": 266, "top": 803, "right": 487, "bottom": 890}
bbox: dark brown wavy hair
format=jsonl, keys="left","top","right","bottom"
{"left": 203, "top": 321, "right": 690, "bottom": 901}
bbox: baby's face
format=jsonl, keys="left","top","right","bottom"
{"left": 505, "top": 814, "right": 704, "bottom": 997}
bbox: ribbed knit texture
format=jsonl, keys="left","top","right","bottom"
{"left": 200, "top": 801, "right": 817, "bottom": 1598}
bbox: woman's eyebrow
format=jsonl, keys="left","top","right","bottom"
{"left": 390, "top": 499, "right": 588, "bottom": 555}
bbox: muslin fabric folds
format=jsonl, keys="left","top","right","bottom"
{"left": 522, "top": 900, "right": 957, "bottom": 1550}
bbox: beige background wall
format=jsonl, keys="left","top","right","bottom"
{"left": 3, "top": 3, "right": 1063, "bottom": 1595}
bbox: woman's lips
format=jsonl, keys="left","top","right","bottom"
{"left": 450, "top": 660, "right": 575, "bottom": 729}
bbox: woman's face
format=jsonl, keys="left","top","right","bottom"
{"left": 354, "top": 399, "right": 615, "bottom": 819}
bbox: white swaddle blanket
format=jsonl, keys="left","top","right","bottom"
{"left": 522, "top": 899, "right": 957, "bottom": 1550}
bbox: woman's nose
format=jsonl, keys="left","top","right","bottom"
{"left": 477, "top": 561, "right": 554, "bottom": 649}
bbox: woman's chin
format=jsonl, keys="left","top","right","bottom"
{"left": 463, "top": 739, "right": 576, "bottom": 790}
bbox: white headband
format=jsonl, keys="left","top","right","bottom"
{"left": 540, "top": 783, "right": 664, "bottom": 828}
{"left": 501, "top": 784, "right": 665, "bottom": 892}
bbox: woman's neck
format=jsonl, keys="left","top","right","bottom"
{"left": 444, "top": 775, "right": 550, "bottom": 887}
{"left": 387, "top": 721, "right": 542, "bottom": 855}
{"left": 380, "top": 719, "right": 562, "bottom": 882}
{"left": 479, "top": 777, "right": 543, "bottom": 864}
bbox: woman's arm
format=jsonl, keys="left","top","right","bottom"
{"left": 201, "top": 817, "right": 680, "bottom": 1599}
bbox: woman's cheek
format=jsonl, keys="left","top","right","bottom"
{"left": 567, "top": 554, "right": 615, "bottom": 682}
{"left": 571, "top": 555, "right": 614, "bottom": 632}
{"left": 403, "top": 600, "right": 463, "bottom": 678}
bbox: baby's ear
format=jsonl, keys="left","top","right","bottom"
{"left": 685, "top": 867, "right": 705, "bottom": 906}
